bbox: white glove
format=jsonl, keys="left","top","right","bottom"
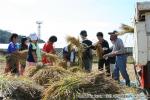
{"left": 103, "top": 47, "right": 108, "bottom": 51}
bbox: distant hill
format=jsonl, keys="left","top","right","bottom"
{"left": 0, "top": 29, "right": 45, "bottom": 43}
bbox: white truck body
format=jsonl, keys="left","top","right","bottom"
{"left": 134, "top": 2, "right": 150, "bottom": 65}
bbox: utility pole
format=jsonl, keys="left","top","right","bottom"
{"left": 36, "top": 21, "right": 42, "bottom": 40}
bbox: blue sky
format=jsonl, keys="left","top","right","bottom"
{"left": 0, "top": 0, "right": 147, "bottom": 47}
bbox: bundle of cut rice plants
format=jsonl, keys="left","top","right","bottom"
{"left": 69, "top": 67, "right": 83, "bottom": 73}
{"left": 41, "top": 51, "right": 59, "bottom": 63}
{"left": 12, "top": 50, "right": 60, "bottom": 65}
{"left": 18, "top": 50, "right": 28, "bottom": 59}
{"left": 66, "top": 36, "right": 80, "bottom": 47}
{"left": 66, "top": 36, "right": 84, "bottom": 68}
{"left": 78, "top": 73, "right": 121, "bottom": 94}
{"left": 7, "top": 50, "right": 28, "bottom": 67}
{"left": 43, "top": 72, "right": 123, "bottom": 100}
{"left": 11, "top": 50, "right": 28, "bottom": 62}
{"left": 32, "top": 67, "right": 72, "bottom": 86}
{"left": 42, "top": 75, "right": 83, "bottom": 100}
{"left": 57, "top": 60, "right": 67, "bottom": 69}
{"left": 94, "top": 42, "right": 104, "bottom": 59}
{"left": 119, "top": 24, "right": 134, "bottom": 35}
{"left": 25, "top": 66, "right": 42, "bottom": 77}
{"left": 41, "top": 51, "right": 68, "bottom": 69}
{"left": 0, "top": 75, "right": 43, "bottom": 100}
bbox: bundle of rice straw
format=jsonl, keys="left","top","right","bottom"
{"left": 66, "top": 36, "right": 80, "bottom": 47}
{"left": 42, "top": 51, "right": 68, "bottom": 68}
{"left": 0, "top": 75, "right": 43, "bottom": 100}
{"left": 94, "top": 42, "right": 104, "bottom": 59}
{"left": 41, "top": 51, "right": 59, "bottom": 64}
{"left": 18, "top": 50, "right": 28, "bottom": 59}
{"left": 10, "top": 50, "right": 28, "bottom": 63}
{"left": 12, "top": 50, "right": 60, "bottom": 64}
{"left": 66, "top": 36, "right": 83, "bottom": 68}
{"left": 69, "top": 67, "right": 83, "bottom": 73}
{"left": 25, "top": 66, "right": 42, "bottom": 77}
{"left": 42, "top": 72, "right": 122, "bottom": 100}
{"left": 32, "top": 67, "right": 72, "bottom": 86}
{"left": 57, "top": 60, "right": 67, "bottom": 69}
{"left": 42, "top": 75, "right": 83, "bottom": 100}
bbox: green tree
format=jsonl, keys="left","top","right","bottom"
{"left": 0, "top": 29, "right": 45, "bottom": 43}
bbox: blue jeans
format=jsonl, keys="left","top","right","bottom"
{"left": 114, "top": 55, "right": 130, "bottom": 83}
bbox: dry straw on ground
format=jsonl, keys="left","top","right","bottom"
{"left": 69, "top": 67, "right": 83, "bottom": 73}
{"left": 25, "top": 66, "right": 42, "bottom": 77}
{"left": 0, "top": 75, "right": 43, "bottom": 100}
{"left": 32, "top": 66, "right": 72, "bottom": 86}
{"left": 42, "top": 72, "right": 122, "bottom": 100}
{"left": 42, "top": 75, "right": 83, "bottom": 100}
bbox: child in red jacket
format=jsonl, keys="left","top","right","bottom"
{"left": 42, "top": 36, "right": 57, "bottom": 65}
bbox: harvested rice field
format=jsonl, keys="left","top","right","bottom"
{"left": 0, "top": 54, "right": 146, "bottom": 100}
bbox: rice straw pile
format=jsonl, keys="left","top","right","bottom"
{"left": 42, "top": 72, "right": 122, "bottom": 100}
{"left": 25, "top": 66, "right": 42, "bottom": 77}
{"left": 0, "top": 75, "right": 43, "bottom": 100}
{"left": 32, "top": 67, "right": 72, "bottom": 86}
{"left": 57, "top": 60, "right": 67, "bottom": 69}
{"left": 42, "top": 75, "right": 83, "bottom": 100}
{"left": 69, "top": 66, "right": 83, "bottom": 73}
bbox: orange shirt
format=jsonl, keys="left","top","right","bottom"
{"left": 42, "top": 42, "right": 54, "bottom": 64}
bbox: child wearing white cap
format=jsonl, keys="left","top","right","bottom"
{"left": 27, "top": 33, "right": 42, "bottom": 66}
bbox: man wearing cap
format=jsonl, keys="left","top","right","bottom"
{"left": 103, "top": 31, "right": 130, "bottom": 86}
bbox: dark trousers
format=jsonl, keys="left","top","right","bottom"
{"left": 98, "top": 59, "right": 110, "bottom": 73}
{"left": 82, "top": 58, "right": 92, "bottom": 72}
